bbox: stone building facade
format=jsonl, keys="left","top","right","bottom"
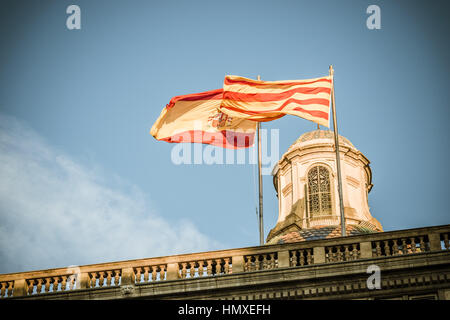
{"left": 0, "top": 130, "right": 449, "bottom": 300}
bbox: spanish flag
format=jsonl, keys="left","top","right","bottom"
{"left": 219, "top": 75, "right": 333, "bottom": 127}
{"left": 150, "top": 89, "right": 257, "bottom": 149}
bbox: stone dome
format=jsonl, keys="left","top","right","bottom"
{"left": 286, "top": 129, "right": 355, "bottom": 154}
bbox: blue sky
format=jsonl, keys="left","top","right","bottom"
{"left": 0, "top": 0, "right": 449, "bottom": 273}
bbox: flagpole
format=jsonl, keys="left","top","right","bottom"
{"left": 329, "top": 65, "right": 347, "bottom": 237}
{"left": 257, "top": 75, "right": 264, "bottom": 245}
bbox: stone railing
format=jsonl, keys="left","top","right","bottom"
{"left": 0, "top": 224, "right": 449, "bottom": 299}
{"left": 325, "top": 243, "right": 360, "bottom": 263}
{"left": 178, "top": 259, "right": 230, "bottom": 279}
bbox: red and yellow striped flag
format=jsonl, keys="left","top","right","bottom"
{"left": 150, "top": 89, "right": 257, "bottom": 149}
{"left": 219, "top": 75, "right": 333, "bottom": 127}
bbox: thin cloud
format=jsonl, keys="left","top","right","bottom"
{"left": 0, "top": 114, "right": 223, "bottom": 274}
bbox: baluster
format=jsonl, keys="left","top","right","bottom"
{"left": 332, "top": 247, "right": 337, "bottom": 261}
{"left": 198, "top": 261, "right": 204, "bottom": 277}
{"left": 52, "top": 277, "right": 60, "bottom": 292}
{"left": 106, "top": 271, "right": 112, "bottom": 286}
{"left": 0, "top": 282, "right": 5, "bottom": 298}
{"left": 27, "top": 280, "right": 35, "bottom": 295}
{"left": 383, "top": 241, "right": 390, "bottom": 256}
{"left": 142, "top": 267, "right": 149, "bottom": 283}
{"left": 135, "top": 268, "right": 142, "bottom": 284}
{"left": 289, "top": 252, "right": 295, "bottom": 267}
{"left": 211, "top": 259, "right": 218, "bottom": 275}
{"left": 189, "top": 262, "right": 195, "bottom": 278}
{"left": 375, "top": 241, "right": 381, "bottom": 257}
{"left": 299, "top": 250, "right": 305, "bottom": 266}
{"left": 224, "top": 258, "right": 230, "bottom": 274}
{"left": 5, "top": 282, "right": 9, "bottom": 297}
{"left": 61, "top": 276, "right": 67, "bottom": 291}
{"left": 252, "top": 256, "right": 257, "bottom": 271}
{"left": 90, "top": 273, "right": 97, "bottom": 288}
{"left": 98, "top": 272, "right": 105, "bottom": 287}
{"left": 392, "top": 240, "right": 399, "bottom": 255}
{"left": 43, "top": 278, "right": 50, "bottom": 293}
{"left": 331, "top": 247, "right": 336, "bottom": 262}
{"left": 410, "top": 238, "right": 417, "bottom": 253}
{"left": 207, "top": 260, "right": 213, "bottom": 276}
{"left": 114, "top": 270, "right": 121, "bottom": 286}
{"left": 151, "top": 266, "right": 157, "bottom": 281}
{"left": 419, "top": 236, "right": 425, "bottom": 252}
{"left": 2, "top": 282, "right": 6, "bottom": 297}
{"left": 401, "top": 239, "right": 407, "bottom": 254}
{"left": 159, "top": 265, "right": 165, "bottom": 280}
{"left": 344, "top": 245, "right": 350, "bottom": 261}
{"left": 218, "top": 259, "right": 224, "bottom": 274}
{"left": 7, "top": 282, "right": 13, "bottom": 297}
{"left": 7, "top": 282, "right": 11, "bottom": 297}
{"left": 248, "top": 256, "right": 253, "bottom": 271}
{"left": 261, "top": 255, "right": 266, "bottom": 270}
{"left": 180, "top": 263, "right": 187, "bottom": 279}
{"left": 352, "top": 244, "right": 359, "bottom": 260}
{"left": 36, "top": 279, "right": 43, "bottom": 294}
{"left": 2, "top": 282, "right": 8, "bottom": 297}
{"left": 221, "top": 259, "right": 226, "bottom": 274}
{"left": 306, "top": 249, "right": 312, "bottom": 265}
{"left": 60, "top": 276, "right": 67, "bottom": 291}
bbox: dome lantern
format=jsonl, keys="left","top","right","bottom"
{"left": 267, "top": 130, "right": 382, "bottom": 244}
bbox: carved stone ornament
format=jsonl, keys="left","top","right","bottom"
{"left": 120, "top": 285, "right": 135, "bottom": 295}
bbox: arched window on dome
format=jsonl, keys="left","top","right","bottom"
{"left": 307, "top": 166, "right": 332, "bottom": 216}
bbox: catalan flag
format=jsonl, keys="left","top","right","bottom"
{"left": 150, "top": 89, "right": 257, "bottom": 149}
{"left": 219, "top": 75, "right": 333, "bottom": 127}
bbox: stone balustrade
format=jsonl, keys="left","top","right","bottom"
{"left": 178, "top": 258, "right": 231, "bottom": 279}
{"left": 372, "top": 235, "right": 429, "bottom": 257}
{"left": 0, "top": 224, "right": 449, "bottom": 299}
{"left": 134, "top": 265, "right": 166, "bottom": 283}
{"left": 325, "top": 243, "right": 360, "bottom": 262}
{"left": 88, "top": 269, "right": 121, "bottom": 288}
{"left": 244, "top": 252, "right": 278, "bottom": 271}
{"left": 289, "top": 248, "right": 313, "bottom": 267}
